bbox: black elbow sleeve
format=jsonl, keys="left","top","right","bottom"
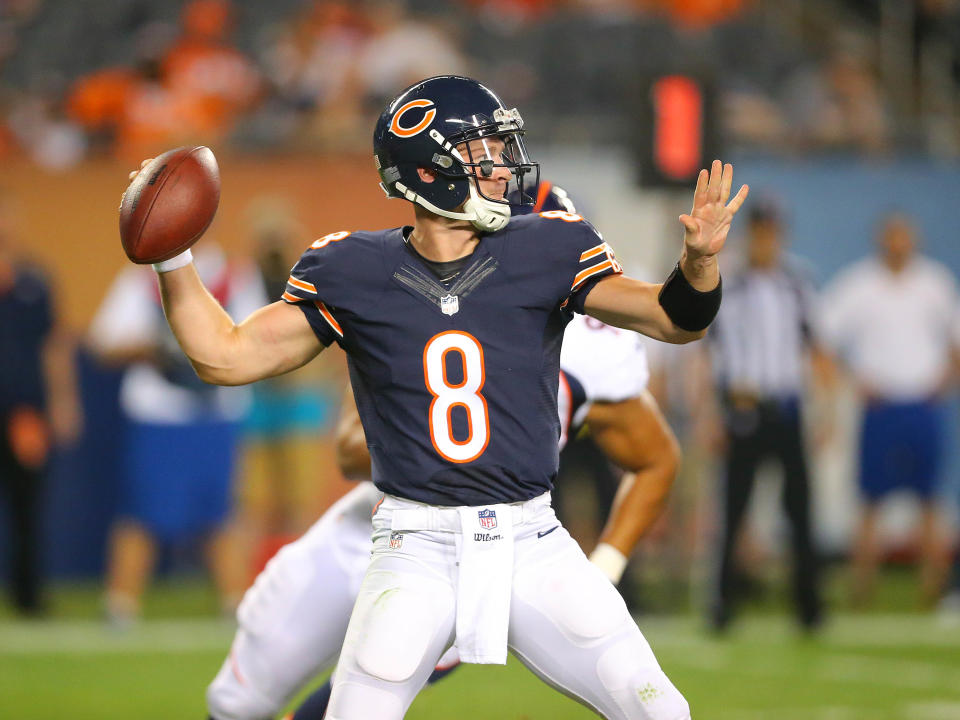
{"left": 657, "top": 263, "right": 722, "bottom": 332}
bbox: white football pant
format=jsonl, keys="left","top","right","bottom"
{"left": 208, "top": 483, "right": 690, "bottom": 720}
{"left": 326, "top": 492, "right": 690, "bottom": 720}
{"left": 207, "top": 483, "right": 378, "bottom": 720}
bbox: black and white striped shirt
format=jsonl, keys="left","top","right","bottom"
{"left": 709, "top": 258, "right": 818, "bottom": 399}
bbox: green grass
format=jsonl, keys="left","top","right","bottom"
{"left": 2, "top": 578, "right": 959, "bottom": 719}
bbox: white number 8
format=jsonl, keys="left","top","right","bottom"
{"left": 539, "top": 209, "right": 583, "bottom": 223}
{"left": 423, "top": 331, "right": 490, "bottom": 463}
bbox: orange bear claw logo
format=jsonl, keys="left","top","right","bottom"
{"left": 390, "top": 99, "right": 436, "bottom": 138}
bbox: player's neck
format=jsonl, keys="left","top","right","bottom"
{"left": 410, "top": 209, "right": 480, "bottom": 262}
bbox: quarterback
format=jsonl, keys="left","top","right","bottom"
{"left": 206, "top": 196, "right": 681, "bottom": 719}
{"left": 138, "top": 76, "right": 747, "bottom": 719}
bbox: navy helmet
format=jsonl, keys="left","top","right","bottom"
{"left": 373, "top": 75, "right": 539, "bottom": 232}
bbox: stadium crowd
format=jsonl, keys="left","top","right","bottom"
{"left": 0, "top": 0, "right": 959, "bottom": 168}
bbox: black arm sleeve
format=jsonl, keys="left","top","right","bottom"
{"left": 657, "top": 263, "right": 722, "bottom": 332}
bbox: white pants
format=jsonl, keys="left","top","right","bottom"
{"left": 207, "top": 483, "right": 379, "bottom": 720}
{"left": 326, "top": 493, "right": 690, "bottom": 720}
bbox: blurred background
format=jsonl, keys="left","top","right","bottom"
{"left": 2, "top": 0, "right": 960, "bottom": 718}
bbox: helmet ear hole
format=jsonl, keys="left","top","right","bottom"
{"left": 417, "top": 167, "right": 438, "bottom": 183}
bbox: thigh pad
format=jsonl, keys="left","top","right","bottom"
{"left": 516, "top": 547, "right": 632, "bottom": 645}
{"left": 353, "top": 569, "right": 454, "bottom": 683}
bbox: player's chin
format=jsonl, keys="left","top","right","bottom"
{"left": 477, "top": 181, "right": 508, "bottom": 203}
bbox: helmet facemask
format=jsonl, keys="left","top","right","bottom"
{"left": 444, "top": 108, "right": 539, "bottom": 232}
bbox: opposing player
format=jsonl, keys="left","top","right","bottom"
{"left": 136, "top": 75, "right": 746, "bottom": 719}
{"left": 205, "top": 186, "right": 681, "bottom": 720}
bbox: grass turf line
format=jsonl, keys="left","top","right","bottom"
{"left": 2, "top": 612, "right": 959, "bottom": 720}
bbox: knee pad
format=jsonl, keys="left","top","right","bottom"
{"left": 353, "top": 572, "right": 454, "bottom": 683}
{"left": 596, "top": 638, "right": 690, "bottom": 720}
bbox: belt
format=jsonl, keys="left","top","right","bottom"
{"left": 382, "top": 492, "right": 551, "bottom": 532}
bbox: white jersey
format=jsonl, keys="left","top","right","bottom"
{"left": 559, "top": 313, "right": 650, "bottom": 446}
{"left": 208, "top": 318, "right": 657, "bottom": 720}
{"left": 821, "top": 256, "right": 958, "bottom": 399}
{"left": 89, "top": 247, "right": 267, "bottom": 423}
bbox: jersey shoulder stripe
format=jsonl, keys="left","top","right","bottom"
{"left": 533, "top": 180, "right": 554, "bottom": 211}
{"left": 572, "top": 237, "right": 622, "bottom": 290}
{"left": 314, "top": 300, "right": 343, "bottom": 337}
{"left": 572, "top": 259, "right": 620, "bottom": 291}
{"left": 579, "top": 242, "right": 609, "bottom": 262}
{"left": 283, "top": 230, "right": 355, "bottom": 303}
{"left": 287, "top": 276, "right": 317, "bottom": 294}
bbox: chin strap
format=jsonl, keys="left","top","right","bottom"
{"left": 395, "top": 181, "right": 510, "bottom": 233}
{"left": 462, "top": 186, "right": 511, "bottom": 232}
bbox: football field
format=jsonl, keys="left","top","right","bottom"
{"left": 2, "top": 593, "right": 959, "bottom": 720}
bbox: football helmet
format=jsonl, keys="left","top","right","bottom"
{"left": 373, "top": 75, "right": 539, "bottom": 232}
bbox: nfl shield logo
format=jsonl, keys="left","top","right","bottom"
{"left": 440, "top": 294, "right": 459, "bottom": 316}
{"left": 389, "top": 531, "right": 403, "bottom": 549}
{"left": 478, "top": 509, "right": 497, "bottom": 530}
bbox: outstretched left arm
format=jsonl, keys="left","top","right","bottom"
{"left": 584, "top": 160, "right": 748, "bottom": 343}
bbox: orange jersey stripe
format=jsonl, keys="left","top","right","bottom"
{"left": 287, "top": 276, "right": 317, "bottom": 294}
{"left": 579, "top": 243, "right": 607, "bottom": 262}
{"left": 571, "top": 259, "right": 618, "bottom": 291}
{"left": 281, "top": 291, "right": 301, "bottom": 303}
{"left": 314, "top": 301, "right": 343, "bottom": 337}
{"left": 533, "top": 180, "right": 553, "bottom": 212}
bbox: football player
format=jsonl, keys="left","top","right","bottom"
{"left": 136, "top": 75, "right": 747, "bottom": 719}
{"left": 205, "top": 186, "right": 682, "bottom": 720}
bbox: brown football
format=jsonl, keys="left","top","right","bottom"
{"left": 118, "top": 146, "right": 221, "bottom": 264}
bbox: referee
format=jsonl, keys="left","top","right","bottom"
{"left": 706, "top": 202, "right": 830, "bottom": 631}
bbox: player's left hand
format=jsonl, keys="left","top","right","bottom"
{"left": 118, "top": 158, "right": 155, "bottom": 211}
{"left": 679, "top": 160, "right": 749, "bottom": 259}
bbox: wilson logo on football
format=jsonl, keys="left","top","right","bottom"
{"left": 389, "top": 99, "right": 436, "bottom": 138}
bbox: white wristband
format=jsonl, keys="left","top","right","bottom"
{"left": 589, "top": 542, "right": 628, "bottom": 584}
{"left": 152, "top": 249, "right": 193, "bottom": 273}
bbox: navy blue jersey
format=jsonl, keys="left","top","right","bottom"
{"left": 0, "top": 263, "right": 53, "bottom": 414}
{"left": 282, "top": 211, "right": 622, "bottom": 505}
